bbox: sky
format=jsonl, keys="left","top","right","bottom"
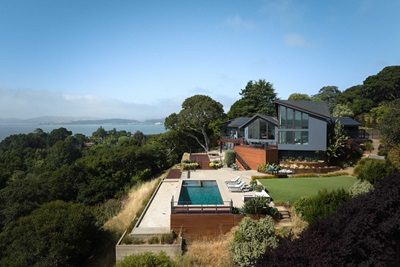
{"left": 0, "top": 0, "right": 399, "bottom": 120}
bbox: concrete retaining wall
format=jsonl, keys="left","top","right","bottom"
{"left": 115, "top": 231, "right": 183, "bottom": 262}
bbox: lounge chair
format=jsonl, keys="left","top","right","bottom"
{"left": 229, "top": 184, "right": 251, "bottom": 192}
{"left": 225, "top": 177, "right": 242, "bottom": 185}
{"left": 225, "top": 176, "right": 241, "bottom": 184}
{"left": 227, "top": 181, "right": 246, "bottom": 188}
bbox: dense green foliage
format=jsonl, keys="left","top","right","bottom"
{"left": 257, "top": 172, "right": 400, "bottom": 266}
{"left": 115, "top": 251, "right": 176, "bottom": 267}
{"left": 0, "top": 127, "right": 183, "bottom": 266}
{"left": 324, "top": 119, "right": 349, "bottom": 163}
{"left": 241, "top": 197, "right": 278, "bottom": 216}
{"left": 224, "top": 149, "right": 236, "bottom": 167}
{"left": 294, "top": 189, "right": 350, "bottom": 223}
{"left": 337, "top": 66, "right": 400, "bottom": 125}
{"left": 227, "top": 79, "right": 277, "bottom": 119}
{"left": 164, "top": 94, "right": 226, "bottom": 152}
{"left": 231, "top": 216, "right": 278, "bottom": 267}
{"left": 354, "top": 158, "right": 398, "bottom": 184}
{"left": 379, "top": 99, "right": 400, "bottom": 146}
{"left": 312, "top": 86, "right": 341, "bottom": 113}
{"left": 0, "top": 201, "right": 100, "bottom": 267}
{"left": 287, "top": 93, "right": 312, "bottom": 101}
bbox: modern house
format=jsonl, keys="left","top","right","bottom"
{"left": 219, "top": 100, "right": 364, "bottom": 170}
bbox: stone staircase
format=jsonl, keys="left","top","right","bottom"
{"left": 275, "top": 206, "right": 291, "bottom": 222}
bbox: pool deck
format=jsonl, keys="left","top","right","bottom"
{"left": 131, "top": 168, "right": 262, "bottom": 236}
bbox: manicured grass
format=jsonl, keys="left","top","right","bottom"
{"left": 258, "top": 176, "right": 357, "bottom": 203}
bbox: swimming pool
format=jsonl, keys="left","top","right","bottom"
{"left": 178, "top": 180, "right": 223, "bottom": 205}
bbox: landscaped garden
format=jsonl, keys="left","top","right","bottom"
{"left": 258, "top": 176, "right": 356, "bottom": 203}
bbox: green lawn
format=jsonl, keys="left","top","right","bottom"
{"left": 258, "top": 176, "right": 357, "bottom": 203}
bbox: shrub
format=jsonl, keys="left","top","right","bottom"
{"left": 387, "top": 146, "right": 400, "bottom": 170}
{"left": 182, "top": 162, "right": 199, "bottom": 170}
{"left": 254, "top": 184, "right": 265, "bottom": 192}
{"left": 348, "top": 180, "right": 374, "bottom": 197}
{"left": 115, "top": 251, "right": 175, "bottom": 267}
{"left": 231, "top": 216, "right": 278, "bottom": 267}
{"left": 224, "top": 150, "right": 236, "bottom": 167}
{"left": 131, "top": 237, "right": 145, "bottom": 244}
{"left": 257, "top": 173, "right": 400, "bottom": 267}
{"left": 147, "top": 235, "right": 160, "bottom": 244}
{"left": 354, "top": 158, "right": 397, "bottom": 184}
{"left": 160, "top": 233, "right": 175, "bottom": 244}
{"left": 362, "top": 141, "right": 374, "bottom": 152}
{"left": 293, "top": 189, "right": 350, "bottom": 223}
{"left": 241, "top": 197, "right": 277, "bottom": 216}
{"left": 209, "top": 161, "right": 222, "bottom": 168}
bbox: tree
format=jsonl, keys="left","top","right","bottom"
{"left": 231, "top": 216, "right": 278, "bottom": 267}
{"left": 227, "top": 79, "right": 277, "bottom": 119}
{"left": 338, "top": 85, "right": 375, "bottom": 117}
{"left": 331, "top": 103, "right": 354, "bottom": 117}
{"left": 379, "top": 99, "right": 400, "bottom": 146}
{"left": 362, "top": 66, "right": 400, "bottom": 104}
{"left": 324, "top": 119, "right": 349, "bottom": 163}
{"left": 47, "top": 127, "right": 72, "bottom": 147}
{"left": 0, "top": 201, "right": 100, "bottom": 267}
{"left": 164, "top": 95, "right": 225, "bottom": 152}
{"left": 287, "top": 93, "right": 312, "bottom": 101}
{"left": 312, "top": 86, "right": 341, "bottom": 113}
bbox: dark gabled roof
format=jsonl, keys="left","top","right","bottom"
{"left": 239, "top": 114, "right": 278, "bottom": 128}
{"left": 221, "top": 117, "right": 251, "bottom": 128}
{"left": 274, "top": 100, "right": 331, "bottom": 119}
{"left": 332, "top": 117, "right": 362, "bottom": 127}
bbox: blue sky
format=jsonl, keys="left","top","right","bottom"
{"left": 0, "top": 0, "right": 399, "bottom": 120}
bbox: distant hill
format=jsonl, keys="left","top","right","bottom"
{"left": 0, "top": 116, "right": 164, "bottom": 125}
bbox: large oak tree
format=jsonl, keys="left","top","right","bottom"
{"left": 164, "top": 95, "right": 225, "bottom": 152}
{"left": 227, "top": 79, "right": 277, "bottom": 119}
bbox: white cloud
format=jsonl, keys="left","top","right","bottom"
{"left": 225, "top": 15, "right": 255, "bottom": 31}
{"left": 284, "top": 33, "right": 312, "bottom": 48}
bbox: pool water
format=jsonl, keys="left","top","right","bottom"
{"left": 178, "top": 180, "right": 223, "bottom": 205}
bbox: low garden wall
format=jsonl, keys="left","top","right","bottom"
{"left": 115, "top": 231, "right": 183, "bottom": 262}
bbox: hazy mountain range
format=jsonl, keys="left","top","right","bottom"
{"left": 0, "top": 116, "right": 165, "bottom": 125}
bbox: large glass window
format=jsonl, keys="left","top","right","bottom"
{"left": 295, "top": 110, "right": 302, "bottom": 129}
{"left": 280, "top": 106, "right": 287, "bottom": 129}
{"left": 260, "top": 120, "right": 267, "bottom": 139}
{"left": 279, "top": 106, "right": 309, "bottom": 129}
{"left": 278, "top": 105, "right": 310, "bottom": 145}
{"left": 287, "top": 108, "right": 293, "bottom": 129}
{"left": 268, "top": 122, "right": 275, "bottom": 139}
{"left": 302, "top": 114, "right": 309, "bottom": 129}
{"left": 248, "top": 118, "right": 276, "bottom": 140}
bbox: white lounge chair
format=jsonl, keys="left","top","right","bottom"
{"left": 227, "top": 181, "right": 246, "bottom": 188}
{"left": 229, "top": 184, "right": 250, "bottom": 192}
{"left": 225, "top": 178, "right": 242, "bottom": 185}
{"left": 225, "top": 176, "right": 241, "bottom": 184}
